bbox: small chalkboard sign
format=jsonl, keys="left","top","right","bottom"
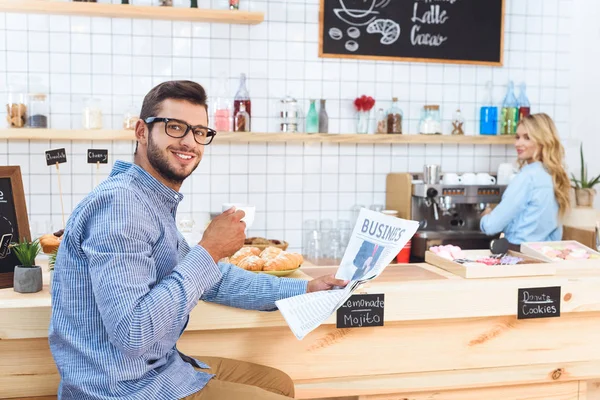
{"left": 336, "top": 293, "right": 384, "bottom": 328}
{"left": 319, "top": 0, "right": 505, "bottom": 66}
{"left": 87, "top": 149, "right": 108, "bottom": 164}
{"left": 518, "top": 286, "right": 561, "bottom": 320}
{"left": 0, "top": 166, "right": 31, "bottom": 289}
{"left": 45, "top": 148, "right": 67, "bottom": 166}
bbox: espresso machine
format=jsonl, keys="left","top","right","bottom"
{"left": 408, "top": 165, "right": 507, "bottom": 260}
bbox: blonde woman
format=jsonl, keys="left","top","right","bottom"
{"left": 480, "top": 113, "right": 571, "bottom": 246}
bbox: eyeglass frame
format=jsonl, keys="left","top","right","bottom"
{"left": 144, "top": 117, "right": 217, "bottom": 145}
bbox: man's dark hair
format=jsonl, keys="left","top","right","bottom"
{"left": 135, "top": 80, "right": 209, "bottom": 154}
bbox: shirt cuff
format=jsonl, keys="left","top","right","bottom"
{"left": 276, "top": 277, "right": 309, "bottom": 302}
{"left": 176, "top": 245, "right": 222, "bottom": 314}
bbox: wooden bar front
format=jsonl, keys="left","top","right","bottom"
{"left": 2, "top": 262, "right": 600, "bottom": 399}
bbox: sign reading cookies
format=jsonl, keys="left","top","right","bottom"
{"left": 517, "top": 286, "right": 561, "bottom": 320}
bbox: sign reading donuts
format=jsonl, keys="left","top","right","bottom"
{"left": 0, "top": 166, "right": 30, "bottom": 289}
{"left": 319, "top": 0, "right": 505, "bottom": 66}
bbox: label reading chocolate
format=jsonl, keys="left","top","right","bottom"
{"left": 45, "top": 148, "right": 67, "bottom": 166}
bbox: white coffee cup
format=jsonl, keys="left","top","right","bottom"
{"left": 442, "top": 173, "right": 461, "bottom": 185}
{"left": 461, "top": 172, "right": 476, "bottom": 185}
{"left": 476, "top": 173, "right": 496, "bottom": 185}
{"left": 222, "top": 203, "right": 255, "bottom": 229}
{"left": 497, "top": 163, "right": 514, "bottom": 185}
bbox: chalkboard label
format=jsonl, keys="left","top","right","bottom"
{"left": 336, "top": 293, "right": 384, "bottom": 328}
{"left": 320, "top": 0, "right": 504, "bottom": 65}
{"left": 45, "top": 148, "right": 67, "bottom": 166}
{"left": 87, "top": 149, "right": 108, "bottom": 164}
{"left": 518, "top": 287, "right": 561, "bottom": 320}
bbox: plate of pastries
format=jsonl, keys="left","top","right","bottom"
{"left": 39, "top": 229, "right": 64, "bottom": 254}
{"left": 225, "top": 246, "right": 303, "bottom": 277}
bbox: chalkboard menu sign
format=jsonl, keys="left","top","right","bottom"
{"left": 517, "top": 286, "right": 561, "bottom": 320}
{"left": 319, "top": 0, "right": 505, "bottom": 66}
{"left": 336, "top": 293, "right": 384, "bottom": 329}
{"left": 0, "top": 166, "right": 31, "bottom": 289}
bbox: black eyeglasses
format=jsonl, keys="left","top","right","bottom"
{"left": 144, "top": 117, "right": 217, "bottom": 145}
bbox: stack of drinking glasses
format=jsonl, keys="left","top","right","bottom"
{"left": 303, "top": 219, "right": 351, "bottom": 263}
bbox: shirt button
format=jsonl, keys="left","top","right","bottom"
{"left": 174, "top": 195, "right": 178, "bottom": 199}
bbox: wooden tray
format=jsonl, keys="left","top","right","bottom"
{"left": 425, "top": 249, "right": 556, "bottom": 279}
{"left": 243, "top": 241, "right": 288, "bottom": 251}
{"left": 520, "top": 240, "right": 600, "bottom": 274}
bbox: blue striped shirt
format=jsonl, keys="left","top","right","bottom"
{"left": 49, "top": 160, "right": 308, "bottom": 399}
{"left": 480, "top": 161, "right": 562, "bottom": 244}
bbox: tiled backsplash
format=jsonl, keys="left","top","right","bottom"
{"left": 4, "top": 139, "right": 513, "bottom": 252}
{"left": 0, "top": 0, "right": 571, "bottom": 251}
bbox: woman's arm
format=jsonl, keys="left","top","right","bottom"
{"left": 480, "top": 173, "right": 530, "bottom": 235}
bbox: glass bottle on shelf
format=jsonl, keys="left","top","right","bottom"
{"left": 233, "top": 73, "right": 251, "bottom": 131}
{"left": 386, "top": 97, "right": 403, "bottom": 134}
{"left": 306, "top": 99, "right": 318, "bottom": 133}
{"left": 479, "top": 81, "right": 497, "bottom": 135}
{"left": 234, "top": 102, "right": 250, "bottom": 132}
{"left": 214, "top": 76, "right": 231, "bottom": 132}
{"left": 6, "top": 86, "right": 27, "bottom": 128}
{"left": 83, "top": 98, "right": 103, "bottom": 130}
{"left": 123, "top": 104, "right": 139, "bottom": 130}
{"left": 375, "top": 108, "right": 387, "bottom": 134}
{"left": 518, "top": 82, "right": 531, "bottom": 121}
{"left": 28, "top": 93, "right": 49, "bottom": 128}
{"left": 318, "top": 99, "right": 329, "bottom": 133}
{"left": 500, "top": 81, "right": 518, "bottom": 135}
{"left": 451, "top": 109, "right": 465, "bottom": 135}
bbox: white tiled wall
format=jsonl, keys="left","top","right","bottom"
{"left": 0, "top": 0, "right": 572, "bottom": 251}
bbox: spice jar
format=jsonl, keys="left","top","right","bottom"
{"left": 28, "top": 93, "right": 49, "bottom": 128}
{"left": 386, "top": 97, "right": 403, "bottom": 134}
{"left": 6, "top": 89, "right": 27, "bottom": 128}
{"left": 234, "top": 102, "right": 249, "bottom": 132}
{"left": 83, "top": 98, "right": 103, "bottom": 130}
{"left": 451, "top": 109, "right": 465, "bottom": 135}
{"left": 123, "top": 105, "right": 139, "bottom": 130}
{"left": 419, "top": 105, "right": 442, "bottom": 135}
{"left": 375, "top": 108, "right": 387, "bottom": 134}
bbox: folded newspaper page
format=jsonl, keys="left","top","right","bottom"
{"left": 276, "top": 208, "right": 419, "bottom": 340}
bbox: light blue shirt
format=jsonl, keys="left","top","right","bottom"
{"left": 49, "top": 160, "right": 308, "bottom": 400}
{"left": 480, "top": 161, "right": 562, "bottom": 244}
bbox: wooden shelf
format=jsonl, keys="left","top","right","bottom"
{"left": 0, "top": 129, "right": 515, "bottom": 144}
{"left": 0, "top": 0, "right": 264, "bottom": 24}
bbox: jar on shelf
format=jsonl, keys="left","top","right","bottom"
{"left": 279, "top": 96, "right": 301, "bottom": 133}
{"left": 28, "top": 93, "right": 49, "bottom": 128}
{"left": 83, "top": 98, "right": 103, "bottom": 130}
{"left": 419, "top": 105, "right": 442, "bottom": 135}
{"left": 6, "top": 88, "right": 27, "bottom": 128}
{"left": 386, "top": 97, "right": 403, "bottom": 134}
{"left": 451, "top": 109, "right": 465, "bottom": 135}
{"left": 123, "top": 105, "right": 139, "bottom": 130}
{"left": 375, "top": 108, "right": 387, "bottom": 134}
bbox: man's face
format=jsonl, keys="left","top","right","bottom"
{"left": 145, "top": 99, "right": 207, "bottom": 185}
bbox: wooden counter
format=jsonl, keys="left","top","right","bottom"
{"left": 3, "top": 262, "right": 600, "bottom": 400}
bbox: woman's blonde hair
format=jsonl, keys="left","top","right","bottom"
{"left": 517, "top": 113, "right": 571, "bottom": 217}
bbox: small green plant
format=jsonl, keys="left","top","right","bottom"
{"left": 48, "top": 249, "right": 58, "bottom": 271}
{"left": 11, "top": 238, "right": 41, "bottom": 267}
{"left": 571, "top": 143, "right": 600, "bottom": 189}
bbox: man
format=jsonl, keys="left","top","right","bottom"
{"left": 49, "top": 80, "right": 348, "bottom": 399}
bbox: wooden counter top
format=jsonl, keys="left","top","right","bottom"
{"left": 4, "top": 261, "right": 600, "bottom": 339}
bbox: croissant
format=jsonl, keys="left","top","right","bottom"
{"left": 279, "top": 252, "right": 303, "bottom": 268}
{"left": 260, "top": 246, "right": 283, "bottom": 259}
{"left": 230, "top": 247, "right": 261, "bottom": 265}
{"left": 39, "top": 234, "right": 61, "bottom": 254}
{"left": 263, "top": 254, "right": 298, "bottom": 271}
{"left": 237, "top": 255, "right": 266, "bottom": 271}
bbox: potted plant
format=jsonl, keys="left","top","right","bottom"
{"left": 48, "top": 249, "right": 57, "bottom": 293}
{"left": 571, "top": 144, "right": 600, "bottom": 207}
{"left": 11, "top": 238, "right": 42, "bottom": 293}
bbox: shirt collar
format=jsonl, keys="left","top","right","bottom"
{"left": 110, "top": 160, "right": 184, "bottom": 204}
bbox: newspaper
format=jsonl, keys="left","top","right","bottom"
{"left": 275, "top": 208, "right": 419, "bottom": 340}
